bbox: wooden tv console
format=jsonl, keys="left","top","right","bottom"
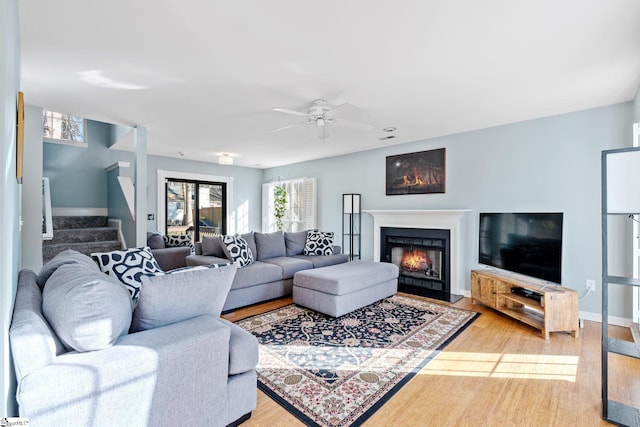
{"left": 471, "top": 269, "right": 579, "bottom": 339}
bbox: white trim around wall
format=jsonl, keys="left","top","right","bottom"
{"left": 51, "top": 208, "right": 109, "bottom": 216}
{"left": 156, "top": 170, "right": 234, "bottom": 235}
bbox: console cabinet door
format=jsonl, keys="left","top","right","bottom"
{"left": 472, "top": 272, "right": 497, "bottom": 308}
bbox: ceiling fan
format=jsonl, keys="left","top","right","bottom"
{"left": 272, "top": 99, "right": 373, "bottom": 140}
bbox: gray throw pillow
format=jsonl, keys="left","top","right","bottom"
{"left": 146, "top": 232, "right": 166, "bottom": 249}
{"left": 131, "top": 263, "right": 237, "bottom": 332}
{"left": 42, "top": 263, "right": 132, "bottom": 352}
{"left": 201, "top": 236, "right": 226, "bottom": 257}
{"left": 240, "top": 232, "right": 257, "bottom": 258}
{"left": 285, "top": 231, "right": 309, "bottom": 256}
{"left": 37, "top": 249, "right": 100, "bottom": 288}
{"left": 254, "top": 231, "right": 286, "bottom": 260}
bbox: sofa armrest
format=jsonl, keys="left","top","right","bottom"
{"left": 17, "top": 316, "right": 231, "bottom": 426}
{"left": 151, "top": 246, "right": 191, "bottom": 271}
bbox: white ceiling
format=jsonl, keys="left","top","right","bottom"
{"left": 19, "top": 0, "right": 640, "bottom": 168}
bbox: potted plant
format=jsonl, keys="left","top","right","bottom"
{"left": 273, "top": 184, "right": 287, "bottom": 231}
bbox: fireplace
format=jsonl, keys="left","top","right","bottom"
{"left": 381, "top": 227, "right": 457, "bottom": 302}
{"left": 365, "top": 210, "right": 469, "bottom": 303}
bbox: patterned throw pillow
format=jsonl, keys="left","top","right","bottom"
{"left": 221, "top": 235, "right": 255, "bottom": 267}
{"left": 164, "top": 234, "right": 195, "bottom": 253}
{"left": 92, "top": 247, "right": 163, "bottom": 304}
{"left": 161, "top": 263, "right": 233, "bottom": 274}
{"left": 303, "top": 231, "right": 335, "bottom": 256}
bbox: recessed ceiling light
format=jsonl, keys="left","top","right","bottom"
{"left": 382, "top": 127, "right": 397, "bottom": 133}
{"left": 379, "top": 135, "right": 396, "bottom": 141}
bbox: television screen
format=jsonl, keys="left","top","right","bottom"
{"left": 478, "top": 212, "right": 563, "bottom": 284}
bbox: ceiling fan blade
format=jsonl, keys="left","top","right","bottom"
{"left": 328, "top": 102, "right": 352, "bottom": 114}
{"left": 333, "top": 117, "right": 374, "bottom": 132}
{"left": 271, "top": 124, "right": 298, "bottom": 133}
{"left": 273, "top": 108, "right": 309, "bottom": 117}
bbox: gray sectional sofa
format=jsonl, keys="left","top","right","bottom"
{"left": 187, "top": 230, "right": 349, "bottom": 311}
{"left": 10, "top": 250, "right": 258, "bottom": 427}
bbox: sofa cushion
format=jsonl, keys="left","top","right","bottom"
{"left": 131, "top": 263, "right": 237, "bottom": 332}
{"left": 303, "top": 231, "right": 335, "bottom": 256}
{"left": 221, "top": 235, "right": 255, "bottom": 267}
{"left": 285, "top": 230, "right": 308, "bottom": 256}
{"left": 92, "top": 247, "right": 163, "bottom": 304}
{"left": 146, "top": 232, "right": 166, "bottom": 249}
{"left": 164, "top": 234, "right": 195, "bottom": 253}
{"left": 201, "top": 235, "right": 226, "bottom": 257}
{"left": 231, "top": 261, "right": 283, "bottom": 290}
{"left": 42, "top": 263, "right": 132, "bottom": 352}
{"left": 292, "top": 253, "right": 350, "bottom": 268}
{"left": 254, "top": 231, "right": 286, "bottom": 260}
{"left": 262, "top": 256, "right": 314, "bottom": 279}
{"left": 37, "top": 249, "right": 99, "bottom": 288}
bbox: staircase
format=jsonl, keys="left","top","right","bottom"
{"left": 43, "top": 216, "right": 122, "bottom": 263}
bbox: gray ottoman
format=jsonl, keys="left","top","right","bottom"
{"left": 293, "top": 260, "right": 399, "bottom": 317}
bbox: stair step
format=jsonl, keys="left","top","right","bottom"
{"left": 52, "top": 216, "right": 109, "bottom": 230}
{"left": 43, "top": 241, "right": 122, "bottom": 264}
{"left": 44, "top": 227, "right": 119, "bottom": 244}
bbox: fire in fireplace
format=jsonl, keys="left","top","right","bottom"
{"left": 393, "top": 247, "right": 442, "bottom": 280}
{"left": 380, "top": 227, "right": 456, "bottom": 302}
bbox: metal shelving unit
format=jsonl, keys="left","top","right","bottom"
{"left": 601, "top": 147, "right": 640, "bottom": 426}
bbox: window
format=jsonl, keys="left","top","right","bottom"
{"left": 43, "top": 110, "right": 87, "bottom": 146}
{"left": 165, "top": 179, "right": 227, "bottom": 242}
{"left": 262, "top": 177, "right": 316, "bottom": 232}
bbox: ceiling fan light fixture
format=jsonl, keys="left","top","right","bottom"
{"left": 218, "top": 153, "right": 233, "bottom": 165}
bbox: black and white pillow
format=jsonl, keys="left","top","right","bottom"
{"left": 164, "top": 234, "right": 195, "bottom": 253}
{"left": 221, "top": 235, "right": 254, "bottom": 267}
{"left": 303, "top": 231, "right": 334, "bottom": 256}
{"left": 161, "top": 263, "right": 233, "bottom": 275}
{"left": 92, "top": 247, "right": 163, "bottom": 304}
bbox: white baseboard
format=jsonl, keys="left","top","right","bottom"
{"left": 579, "top": 310, "right": 631, "bottom": 327}
{"left": 51, "top": 208, "right": 108, "bottom": 216}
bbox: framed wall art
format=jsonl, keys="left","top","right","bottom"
{"left": 16, "top": 91, "right": 24, "bottom": 184}
{"left": 385, "top": 148, "right": 445, "bottom": 195}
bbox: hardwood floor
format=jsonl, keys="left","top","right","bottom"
{"left": 223, "top": 294, "right": 640, "bottom": 426}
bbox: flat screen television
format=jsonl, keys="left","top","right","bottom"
{"left": 478, "top": 212, "right": 563, "bottom": 284}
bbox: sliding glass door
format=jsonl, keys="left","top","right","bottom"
{"left": 165, "top": 179, "right": 226, "bottom": 242}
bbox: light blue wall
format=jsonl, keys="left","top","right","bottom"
{"left": 43, "top": 119, "right": 112, "bottom": 208}
{"left": 1, "top": 0, "right": 20, "bottom": 416}
{"left": 108, "top": 150, "right": 264, "bottom": 238}
{"left": 265, "top": 102, "right": 635, "bottom": 318}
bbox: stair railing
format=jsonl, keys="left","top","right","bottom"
{"left": 42, "top": 177, "right": 53, "bottom": 240}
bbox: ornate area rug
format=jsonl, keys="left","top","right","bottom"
{"left": 236, "top": 294, "right": 479, "bottom": 426}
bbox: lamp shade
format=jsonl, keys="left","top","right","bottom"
{"left": 606, "top": 149, "right": 640, "bottom": 213}
{"left": 343, "top": 194, "right": 361, "bottom": 214}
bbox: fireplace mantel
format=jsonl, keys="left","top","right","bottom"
{"left": 364, "top": 209, "right": 471, "bottom": 299}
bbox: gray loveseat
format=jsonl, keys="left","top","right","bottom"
{"left": 10, "top": 250, "right": 258, "bottom": 427}
{"left": 186, "top": 230, "right": 349, "bottom": 311}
